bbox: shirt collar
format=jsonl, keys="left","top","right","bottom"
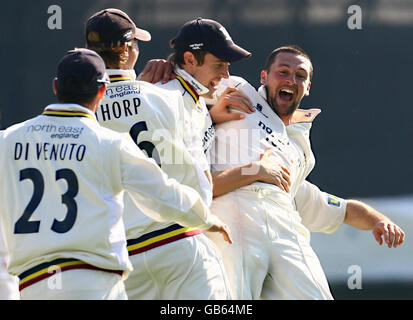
{"left": 106, "top": 69, "right": 137, "bottom": 82}
{"left": 43, "top": 103, "right": 97, "bottom": 121}
{"left": 258, "top": 85, "right": 268, "bottom": 100}
{"left": 174, "top": 66, "right": 209, "bottom": 96}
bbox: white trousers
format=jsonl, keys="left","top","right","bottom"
{"left": 20, "top": 269, "right": 127, "bottom": 300}
{"left": 124, "top": 234, "right": 232, "bottom": 300}
{"left": 0, "top": 273, "right": 20, "bottom": 300}
{"left": 207, "top": 187, "right": 333, "bottom": 300}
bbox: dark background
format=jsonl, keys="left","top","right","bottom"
{"left": 2, "top": 0, "right": 413, "bottom": 299}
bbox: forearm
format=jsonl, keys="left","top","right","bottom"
{"left": 212, "top": 163, "right": 258, "bottom": 198}
{"left": 344, "top": 199, "right": 390, "bottom": 230}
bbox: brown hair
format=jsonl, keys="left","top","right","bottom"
{"left": 168, "top": 50, "right": 208, "bottom": 68}
{"left": 87, "top": 41, "right": 130, "bottom": 69}
{"left": 264, "top": 45, "right": 313, "bottom": 80}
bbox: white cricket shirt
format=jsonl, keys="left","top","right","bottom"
{"left": 211, "top": 76, "right": 347, "bottom": 228}
{"left": 211, "top": 76, "right": 320, "bottom": 209}
{"left": 96, "top": 69, "right": 212, "bottom": 240}
{"left": 0, "top": 104, "right": 214, "bottom": 276}
{"left": 156, "top": 67, "right": 215, "bottom": 171}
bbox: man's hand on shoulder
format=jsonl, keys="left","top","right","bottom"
{"left": 209, "top": 87, "right": 255, "bottom": 124}
{"left": 138, "top": 59, "right": 176, "bottom": 84}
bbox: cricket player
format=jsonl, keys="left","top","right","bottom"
{"left": 0, "top": 48, "right": 229, "bottom": 300}
{"left": 139, "top": 47, "right": 406, "bottom": 299}
{"left": 85, "top": 10, "right": 235, "bottom": 299}
{"left": 206, "top": 45, "right": 405, "bottom": 300}
{"left": 162, "top": 18, "right": 253, "bottom": 167}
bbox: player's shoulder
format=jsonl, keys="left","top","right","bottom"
{"left": 93, "top": 124, "right": 138, "bottom": 156}
{"left": 137, "top": 79, "right": 176, "bottom": 97}
{"left": 0, "top": 118, "right": 34, "bottom": 140}
{"left": 220, "top": 75, "right": 249, "bottom": 88}
{"left": 154, "top": 79, "right": 187, "bottom": 100}
{"left": 92, "top": 121, "right": 126, "bottom": 140}
{"left": 108, "top": 80, "right": 180, "bottom": 125}
{"left": 138, "top": 81, "right": 181, "bottom": 110}
{"left": 216, "top": 75, "right": 255, "bottom": 97}
{"left": 72, "top": 118, "right": 127, "bottom": 147}
{"left": 154, "top": 78, "right": 181, "bottom": 91}
{"left": 140, "top": 80, "right": 184, "bottom": 120}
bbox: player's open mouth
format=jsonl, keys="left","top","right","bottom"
{"left": 278, "top": 87, "right": 295, "bottom": 102}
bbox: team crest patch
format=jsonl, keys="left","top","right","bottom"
{"left": 327, "top": 195, "right": 341, "bottom": 207}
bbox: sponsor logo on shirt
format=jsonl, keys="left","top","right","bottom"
{"left": 327, "top": 195, "right": 341, "bottom": 207}
{"left": 202, "top": 123, "right": 215, "bottom": 151}
{"left": 255, "top": 103, "right": 268, "bottom": 118}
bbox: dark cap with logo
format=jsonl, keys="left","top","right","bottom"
{"left": 55, "top": 48, "right": 109, "bottom": 98}
{"left": 86, "top": 8, "right": 151, "bottom": 46}
{"left": 170, "top": 18, "right": 251, "bottom": 63}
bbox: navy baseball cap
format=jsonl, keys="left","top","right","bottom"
{"left": 170, "top": 18, "right": 251, "bottom": 63}
{"left": 86, "top": 8, "right": 151, "bottom": 46}
{"left": 55, "top": 48, "right": 109, "bottom": 97}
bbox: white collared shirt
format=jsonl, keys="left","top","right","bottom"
{"left": 0, "top": 103, "right": 215, "bottom": 276}
{"left": 156, "top": 66, "right": 215, "bottom": 171}
{"left": 211, "top": 76, "right": 319, "bottom": 208}
{"left": 211, "top": 76, "right": 346, "bottom": 230}
{"left": 96, "top": 69, "right": 213, "bottom": 239}
{"left": 174, "top": 67, "right": 210, "bottom": 96}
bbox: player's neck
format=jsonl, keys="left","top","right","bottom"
{"left": 280, "top": 115, "right": 292, "bottom": 126}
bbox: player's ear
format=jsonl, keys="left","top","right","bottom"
{"left": 97, "top": 83, "right": 106, "bottom": 99}
{"left": 260, "top": 70, "right": 267, "bottom": 85}
{"left": 52, "top": 78, "right": 58, "bottom": 95}
{"left": 183, "top": 51, "right": 197, "bottom": 66}
{"left": 305, "top": 81, "right": 311, "bottom": 96}
{"left": 121, "top": 42, "right": 128, "bottom": 53}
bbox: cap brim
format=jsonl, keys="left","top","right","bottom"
{"left": 134, "top": 27, "right": 151, "bottom": 41}
{"left": 213, "top": 44, "right": 251, "bottom": 63}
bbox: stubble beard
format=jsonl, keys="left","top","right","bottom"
{"left": 268, "top": 94, "right": 299, "bottom": 118}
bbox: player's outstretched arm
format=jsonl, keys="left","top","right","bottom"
{"left": 119, "top": 135, "right": 232, "bottom": 243}
{"left": 212, "top": 148, "right": 291, "bottom": 198}
{"left": 344, "top": 200, "right": 405, "bottom": 248}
